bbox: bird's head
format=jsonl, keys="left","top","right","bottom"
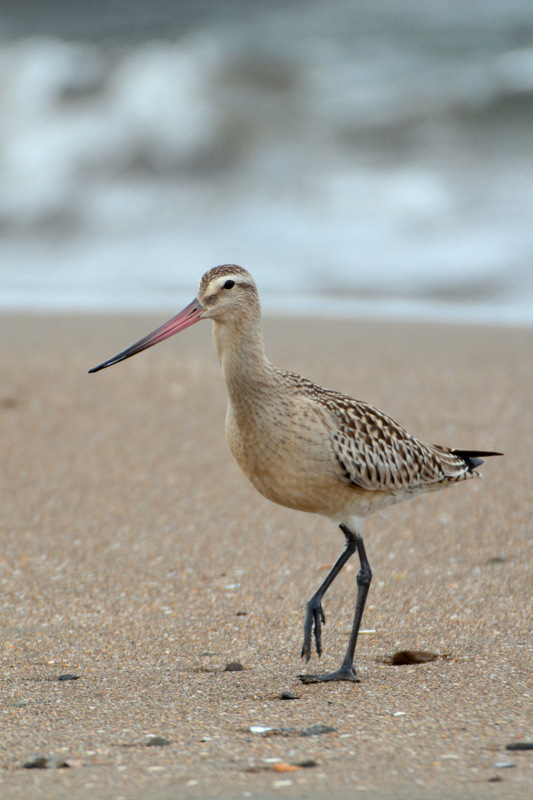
{"left": 197, "top": 265, "right": 259, "bottom": 323}
{"left": 88, "top": 264, "right": 258, "bottom": 373}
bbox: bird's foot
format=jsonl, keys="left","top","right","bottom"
{"left": 298, "top": 663, "right": 360, "bottom": 684}
{"left": 301, "top": 598, "right": 325, "bottom": 661}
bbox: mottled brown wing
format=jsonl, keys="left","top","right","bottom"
{"left": 278, "top": 369, "right": 470, "bottom": 492}
{"left": 322, "top": 394, "right": 469, "bottom": 492}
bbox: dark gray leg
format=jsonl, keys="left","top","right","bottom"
{"left": 299, "top": 523, "right": 372, "bottom": 684}
{"left": 301, "top": 525, "right": 357, "bottom": 660}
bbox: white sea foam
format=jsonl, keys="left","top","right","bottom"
{"left": 0, "top": 1, "right": 532, "bottom": 324}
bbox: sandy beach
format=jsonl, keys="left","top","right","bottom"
{"left": 1, "top": 311, "right": 531, "bottom": 800}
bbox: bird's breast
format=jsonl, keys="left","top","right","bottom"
{"left": 224, "top": 392, "right": 356, "bottom": 516}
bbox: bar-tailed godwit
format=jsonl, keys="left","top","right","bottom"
{"left": 90, "top": 265, "right": 501, "bottom": 682}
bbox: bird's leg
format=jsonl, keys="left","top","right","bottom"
{"left": 300, "top": 523, "right": 372, "bottom": 684}
{"left": 300, "top": 524, "right": 357, "bottom": 661}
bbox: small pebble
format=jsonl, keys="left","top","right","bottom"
{"left": 272, "top": 763, "right": 299, "bottom": 773}
{"left": 46, "top": 756, "right": 69, "bottom": 769}
{"left": 58, "top": 673, "right": 80, "bottom": 681}
{"left": 146, "top": 736, "right": 170, "bottom": 747}
{"left": 224, "top": 661, "right": 244, "bottom": 672}
{"left": 23, "top": 754, "right": 68, "bottom": 769}
{"left": 279, "top": 691, "right": 299, "bottom": 700}
{"left": 23, "top": 755, "right": 48, "bottom": 769}
{"left": 383, "top": 650, "right": 440, "bottom": 665}
{"left": 250, "top": 724, "right": 333, "bottom": 738}
{"left": 249, "top": 725, "right": 294, "bottom": 736}
{"left": 506, "top": 742, "right": 533, "bottom": 751}
{"left": 272, "top": 779, "right": 293, "bottom": 788}
{"left": 296, "top": 759, "right": 318, "bottom": 768}
{"left": 301, "top": 724, "right": 336, "bottom": 737}
{"left": 493, "top": 761, "right": 515, "bottom": 769}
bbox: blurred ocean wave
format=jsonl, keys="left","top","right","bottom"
{"left": 1, "top": 0, "right": 532, "bottom": 323}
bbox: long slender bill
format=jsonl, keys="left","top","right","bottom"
{"left": 88, "top": 298, "right": 204, "bottom": 373}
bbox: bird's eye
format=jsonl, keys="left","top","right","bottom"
{"left": 223, "top": 279, "right": 235, "bottom": 290}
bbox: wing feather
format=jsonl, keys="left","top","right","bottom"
{"left": 278, "top": 370, "right": 471, "bottom": 492}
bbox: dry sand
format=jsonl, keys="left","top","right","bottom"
{"left": 1, "top": 312, "right": 531, "bottom": 800}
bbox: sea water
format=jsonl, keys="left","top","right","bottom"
{"left": 1, "top": 1, "right": 532, "bottom": 325}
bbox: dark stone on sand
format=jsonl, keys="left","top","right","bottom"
{"left": 24, "top": 754, "right": 68, "bottom": 769}
{"left": 279, "top": 691, "right": 300, "bottom": 700}
{"left": 506, "top": 742, "right": 533, "bottom": 751}
{"left": 301, "top": 724, "right": 336, "bottom": 737}
{"left": 23, "top": 755, "right": 48, "bottom": 769}
{"left": 58, "top": 673, "right": 80, "bottom": 681}
{"left": 46, "top": 756, "right": 69, "bottom": 768}
{"left": 146, "top": 736, "right": 170, "bottom": 747}
{"left": 224, "top": 661, "right": 244, "bottom": 672}
{"left": 249, "top": 724, "right": 333, "bottom": 737}
{"left": 383, "top": 650, "right": 440, "bottom": 665}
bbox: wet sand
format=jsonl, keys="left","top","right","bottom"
{"left": 1, "top": 312, "right": 531, "bottom": 800}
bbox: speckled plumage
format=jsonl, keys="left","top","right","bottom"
{"left": 90, "top": 264, "right": 501, "bottom": 683}
{"left": 275, "top": 369, "right": 479, "bottom": 491}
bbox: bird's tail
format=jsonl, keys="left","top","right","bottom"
{"left": 451, "top": 449, "right": 503, "bottom": 472}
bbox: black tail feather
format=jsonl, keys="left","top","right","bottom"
{"left": 452, "top": 449, "right": 503, "bottom": 471}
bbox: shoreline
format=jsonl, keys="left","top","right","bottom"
{"left": 2, "top": 299, "right": 533, "bottom": 328}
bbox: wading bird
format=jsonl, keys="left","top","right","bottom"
{"left": 90, "top": 265, "right": 501, "bottom": 683}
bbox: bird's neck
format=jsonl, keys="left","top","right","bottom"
{"left": 212, "top": 311, "right": 274, "bottom": 401}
